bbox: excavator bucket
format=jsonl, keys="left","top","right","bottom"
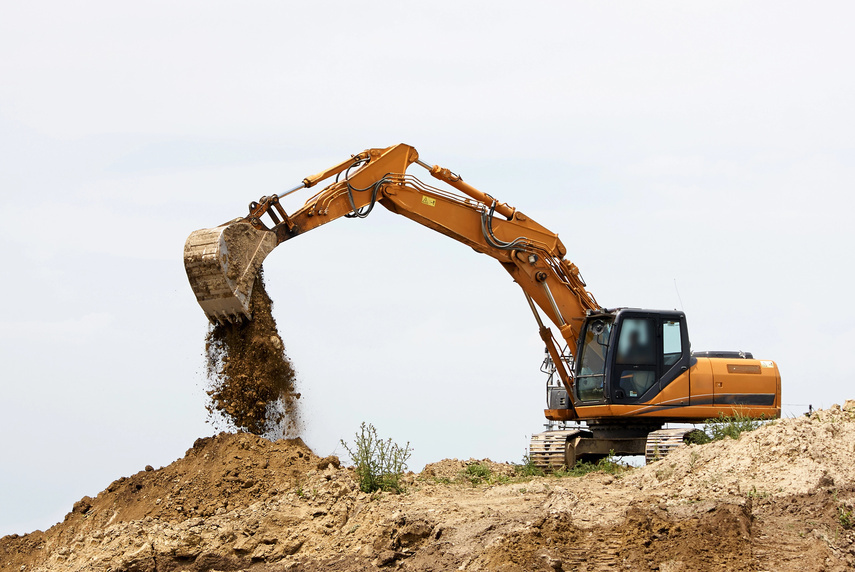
{"left": 183, "top": 219, "right": 278, "bottom": 323}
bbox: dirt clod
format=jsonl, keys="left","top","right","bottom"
{"left": 317, "top": 455, "right": 342, "bottom": 471}
{"left": 204, "top": 271, "right": 301, "bottom": 437}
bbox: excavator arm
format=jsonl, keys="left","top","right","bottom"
{"left": 184, "top": 144, "right": 600, "bottom": 415}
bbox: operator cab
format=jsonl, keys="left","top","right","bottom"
{"left": 574, "top": 309, "right": 690, "bottom": 405}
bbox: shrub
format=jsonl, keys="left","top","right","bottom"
{"left": 340, "top": 422, "right": 412, "bottom": 494}
{"left": 698, "top": 411, "right": 766, "bottom": 443}
{"left": 685, "top": 430, "right": 712, "bottom": 445}
{"left": 565, "top": 451, "right": 628, "bottom": 477}
{"left": 515, "top": 454, "right": 545, "bottom": 477}
{"left": 463, "top": 462, "right": 492, "bottom": 485}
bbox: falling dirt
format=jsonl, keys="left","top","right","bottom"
{"left": 205, "top": 271, "right": 301, "bottom": 437}
{"left": 4, "top": 403, "right": 855, "bottom": 571}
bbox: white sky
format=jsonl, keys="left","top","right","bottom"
{"left": 1, "top": 1, "right": 853, "bottom": 536}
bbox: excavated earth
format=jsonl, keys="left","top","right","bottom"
{"left": 3, "top": 403, "right": 855, "bottom": 571}
{"left": 205, "top": 272, "right": 301, "bottom": 438}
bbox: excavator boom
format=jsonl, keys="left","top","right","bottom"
{"left": 184, "top": 144, "right": 599, "bottom": 332}
{"left": 184, "top": 143, "right": 599, "bottom": 416}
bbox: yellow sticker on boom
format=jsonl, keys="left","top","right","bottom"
{"left": 421, "top": 196, "right": 437, "bottom": 207}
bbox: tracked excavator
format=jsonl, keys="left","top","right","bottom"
{"left": 184, "top": 143, "right": 781, "bottom": 469}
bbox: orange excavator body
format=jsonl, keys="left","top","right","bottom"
{"left": 184, "top": 143, "right": 780, "bottom": 467}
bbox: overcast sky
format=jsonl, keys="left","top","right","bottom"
{"left": 1, "top": 1, "right": 853, "bottom": 537}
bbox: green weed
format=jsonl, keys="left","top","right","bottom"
{"left": 566, "top": 451, "right": 629, "bottom": 477}
{"left": 464, "top": 462, "right": 492, "bottom": 484}
{"left": 340, "top": 422, "right": 412, "bottom": 494}
{"left": 838, "top": 505, "right": 853, "bottom": 530}
{"left": 688, "top": 411, "right": 768, "bottom": 444}
{"left": 746, "top": 486, "right": 769, "bottom": 500}
{"left": 514, "top": 454, "right": 545, "bottom": 478}
{"left": 685, "top": 430, "right": 712, "bottom": 445}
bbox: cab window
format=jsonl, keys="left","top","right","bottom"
{"left": 616, "top": 318, "right": 655, "bottom": 365}
{"left": 663, "top": 320, "right": 683, "bottom": 367}
{"left": 576, "top": 320, "right": 612, "bottom": 402}
{"left": 614, "top": 318, "right": 657, "bottom": 399}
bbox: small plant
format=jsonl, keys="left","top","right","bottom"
{"left": 746, "top": 485, "right": 769, "bottom": 500}
{"left": 567, "top": 460, "right": 601, "bottom": 476}
{"left": 685, "top": 430, "right": 712, "bottom": 445}
{"left": 340, "top": 422, "right": 413, "bottom": 494}
{"left": 649, "top": 443, "right": 662, "bottom": 462}
{"left": 689, "top": 451, "right": 700, "bottom": 471}
{"left": 464, "top": 462, "right": 492, "bottom": 485}
{"left": 551, "top": 466, "right": 572, "bottom": 478}
{"left": 295, "top": 485, "right": 304, "bottom": 497}
{"left": 703, "top": 412, "right": 766, "bottom": 442}
{"left": 839, "top": 505, "right": 854, "bottom": 530}
{"left": 515, "top": 454, "right": 545, "bottom": 478}
{"left": 684, "top": 413, "right": 767, "bottom": 446}
{"left": 567, "top": 451, "right": 629, "bottom": 477}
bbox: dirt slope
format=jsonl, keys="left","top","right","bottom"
{"left": 3, "top": 402, "right": 855, "bottom": 572}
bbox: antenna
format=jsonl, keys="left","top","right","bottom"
{"left": 673, "top": 278, "right": 685, "bottom": 312}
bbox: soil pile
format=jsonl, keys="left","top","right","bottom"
{"left": 626, "top": 399, "right": 855, "bottom": 501}
{"left": 205, "top": 272, "right": 301, "bottom": 437}
{"left": 3, "top": 403, "right": 855, "bottom": 571}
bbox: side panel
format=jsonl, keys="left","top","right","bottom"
{"left": 689, "top": 358, "right": 714, "bottom": 406}
{"left": 710, "top": 358, "right": 779, "bottom": 406}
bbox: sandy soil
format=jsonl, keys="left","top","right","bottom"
{"left": 3, "top": 402, "right": 855, "bottom": 571}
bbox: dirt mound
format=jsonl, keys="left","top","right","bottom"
{"left": 205, "top": 271, "right": 301, "bottom": 436}
{"left": 74, "top": 432, "right": 317, "bottom": 525}
{"left": 627, "top": 399, "right": 855, "bottom": 501}
{"left": 3, "top": 404, "right": 855, "bottom": 571}
{"left": 0, "top": 432, "right": 328, "bottom": 572}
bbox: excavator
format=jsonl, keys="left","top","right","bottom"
{"left": 183, "top": 143, "right": 781, "bottom": 469}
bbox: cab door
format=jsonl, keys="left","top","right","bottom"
{"left": 657, "top": 316, "right": 691, "bottom": 406}
{"left": 611, "top": 316, "right": 658, "bottom": 401}
{"left": 610, "top": 312, "right": 690, "bottom": 405}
